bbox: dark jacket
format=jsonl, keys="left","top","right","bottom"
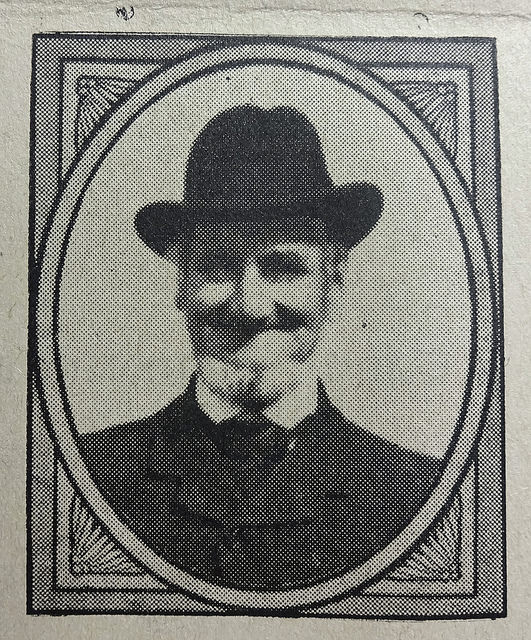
{"left": 79, "top": 381, "right": 442, "bottom": 589}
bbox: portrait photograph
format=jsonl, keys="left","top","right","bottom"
{"left": 28, "top": 35, "right": 504, "bottom": 617}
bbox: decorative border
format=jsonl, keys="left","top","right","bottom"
{"left": 75, "top": 76, "right": 137, "bottom": 150}
{"left": 390, "top": 81, "right": 458, "bottom": 158}
{"left": 388, "top": 498, "right": 462, "bottom": 583}
{"left": 70, "top": 495, "right": 142, "bottom": 576}
{"left": 38, "top": 44, "right": 494, "bottom": 608}
{"left": 29, "top": 34, "right": 504, "bottom": 617}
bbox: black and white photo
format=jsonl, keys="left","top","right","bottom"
{"left": 28, "top": 35, "right": 504, "bottom": 617}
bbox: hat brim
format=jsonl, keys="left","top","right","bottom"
{"left": 135, "top": 182, "right": 383, "bottom": 257}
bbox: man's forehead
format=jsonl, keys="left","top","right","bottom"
{"left": 188, "top": 217, "right": 330, "bottom": 251}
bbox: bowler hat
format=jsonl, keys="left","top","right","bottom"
{"left": 135, "top": 105, "right": 383, "bottom": 256}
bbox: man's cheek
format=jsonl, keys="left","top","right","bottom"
{"left": 272, "top": 278, "right": 325, "bottom": 313}
{"left": 191, "top": 282, "right": 234, "bottom": 307}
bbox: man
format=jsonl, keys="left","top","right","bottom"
{"left": 80, "top": 105, "right": 442, "bottom": 589}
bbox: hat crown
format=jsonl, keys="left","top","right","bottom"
{"left": 184, "top": 106, "right": 332, "bottom": 208}
{"left": 135, "top": 106, "right": 383, "bottom": 256}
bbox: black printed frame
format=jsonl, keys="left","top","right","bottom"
{"left": 28, "top": 33, "right": 505, "bottom": 618}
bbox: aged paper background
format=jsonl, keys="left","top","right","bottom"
{"left": 0, "top": 0, "right": 529, "bottom": 637}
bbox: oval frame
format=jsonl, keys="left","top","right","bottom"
{"left": 36, "top": 43, "right": 497, "bottom": 610}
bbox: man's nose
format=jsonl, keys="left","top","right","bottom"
{"left": 234, "top": 263, "right": 275, "bottom": 319}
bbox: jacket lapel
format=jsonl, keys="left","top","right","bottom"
{"left": 245, "top": 384, "right": 358, "bottom": 525}
{"left": 144, "top": 378, "right": 357, "bottom": 529}
{"left": 144, "top": 381, "right": 244, "bottom": 526}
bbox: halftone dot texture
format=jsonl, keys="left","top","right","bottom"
{"left": 30, "top": 35, "right": 503, "bottom": 616}
{"left": 59, "top": 60, "right": 470, "bottom": 459}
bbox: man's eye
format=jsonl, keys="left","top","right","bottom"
{"left": 197, "top": 256, "right": 237, "bottom": 281}
{"left": 258, "top": 254, "right": 308, "bottom": 279}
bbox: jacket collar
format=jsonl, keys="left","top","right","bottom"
{"left": 144, "top": 376, "right": 353, "bottom": 527}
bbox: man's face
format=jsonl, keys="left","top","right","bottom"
{"left": 176, "top": 219, "right": 343, "bottom": 407}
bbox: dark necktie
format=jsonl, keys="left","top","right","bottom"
{"left": 212, "top": 414, "right": 291, "bottom": 467}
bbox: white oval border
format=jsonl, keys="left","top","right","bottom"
{"left": 36, "top": 43, "right": 497, "bottom": 610}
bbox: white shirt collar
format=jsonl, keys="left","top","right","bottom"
{"left": 195, "top": 375, "right": 319, "bottom": 430}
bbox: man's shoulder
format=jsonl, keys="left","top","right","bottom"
{"left": 78, "top": 392, "right": 190, "bottom": 460}
{"left": 318, "top": 408, "right": 443, "bottom": 483}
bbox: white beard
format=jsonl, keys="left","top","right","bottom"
{"left": 197, "top": 329, "right": 317, "bottom": 407}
